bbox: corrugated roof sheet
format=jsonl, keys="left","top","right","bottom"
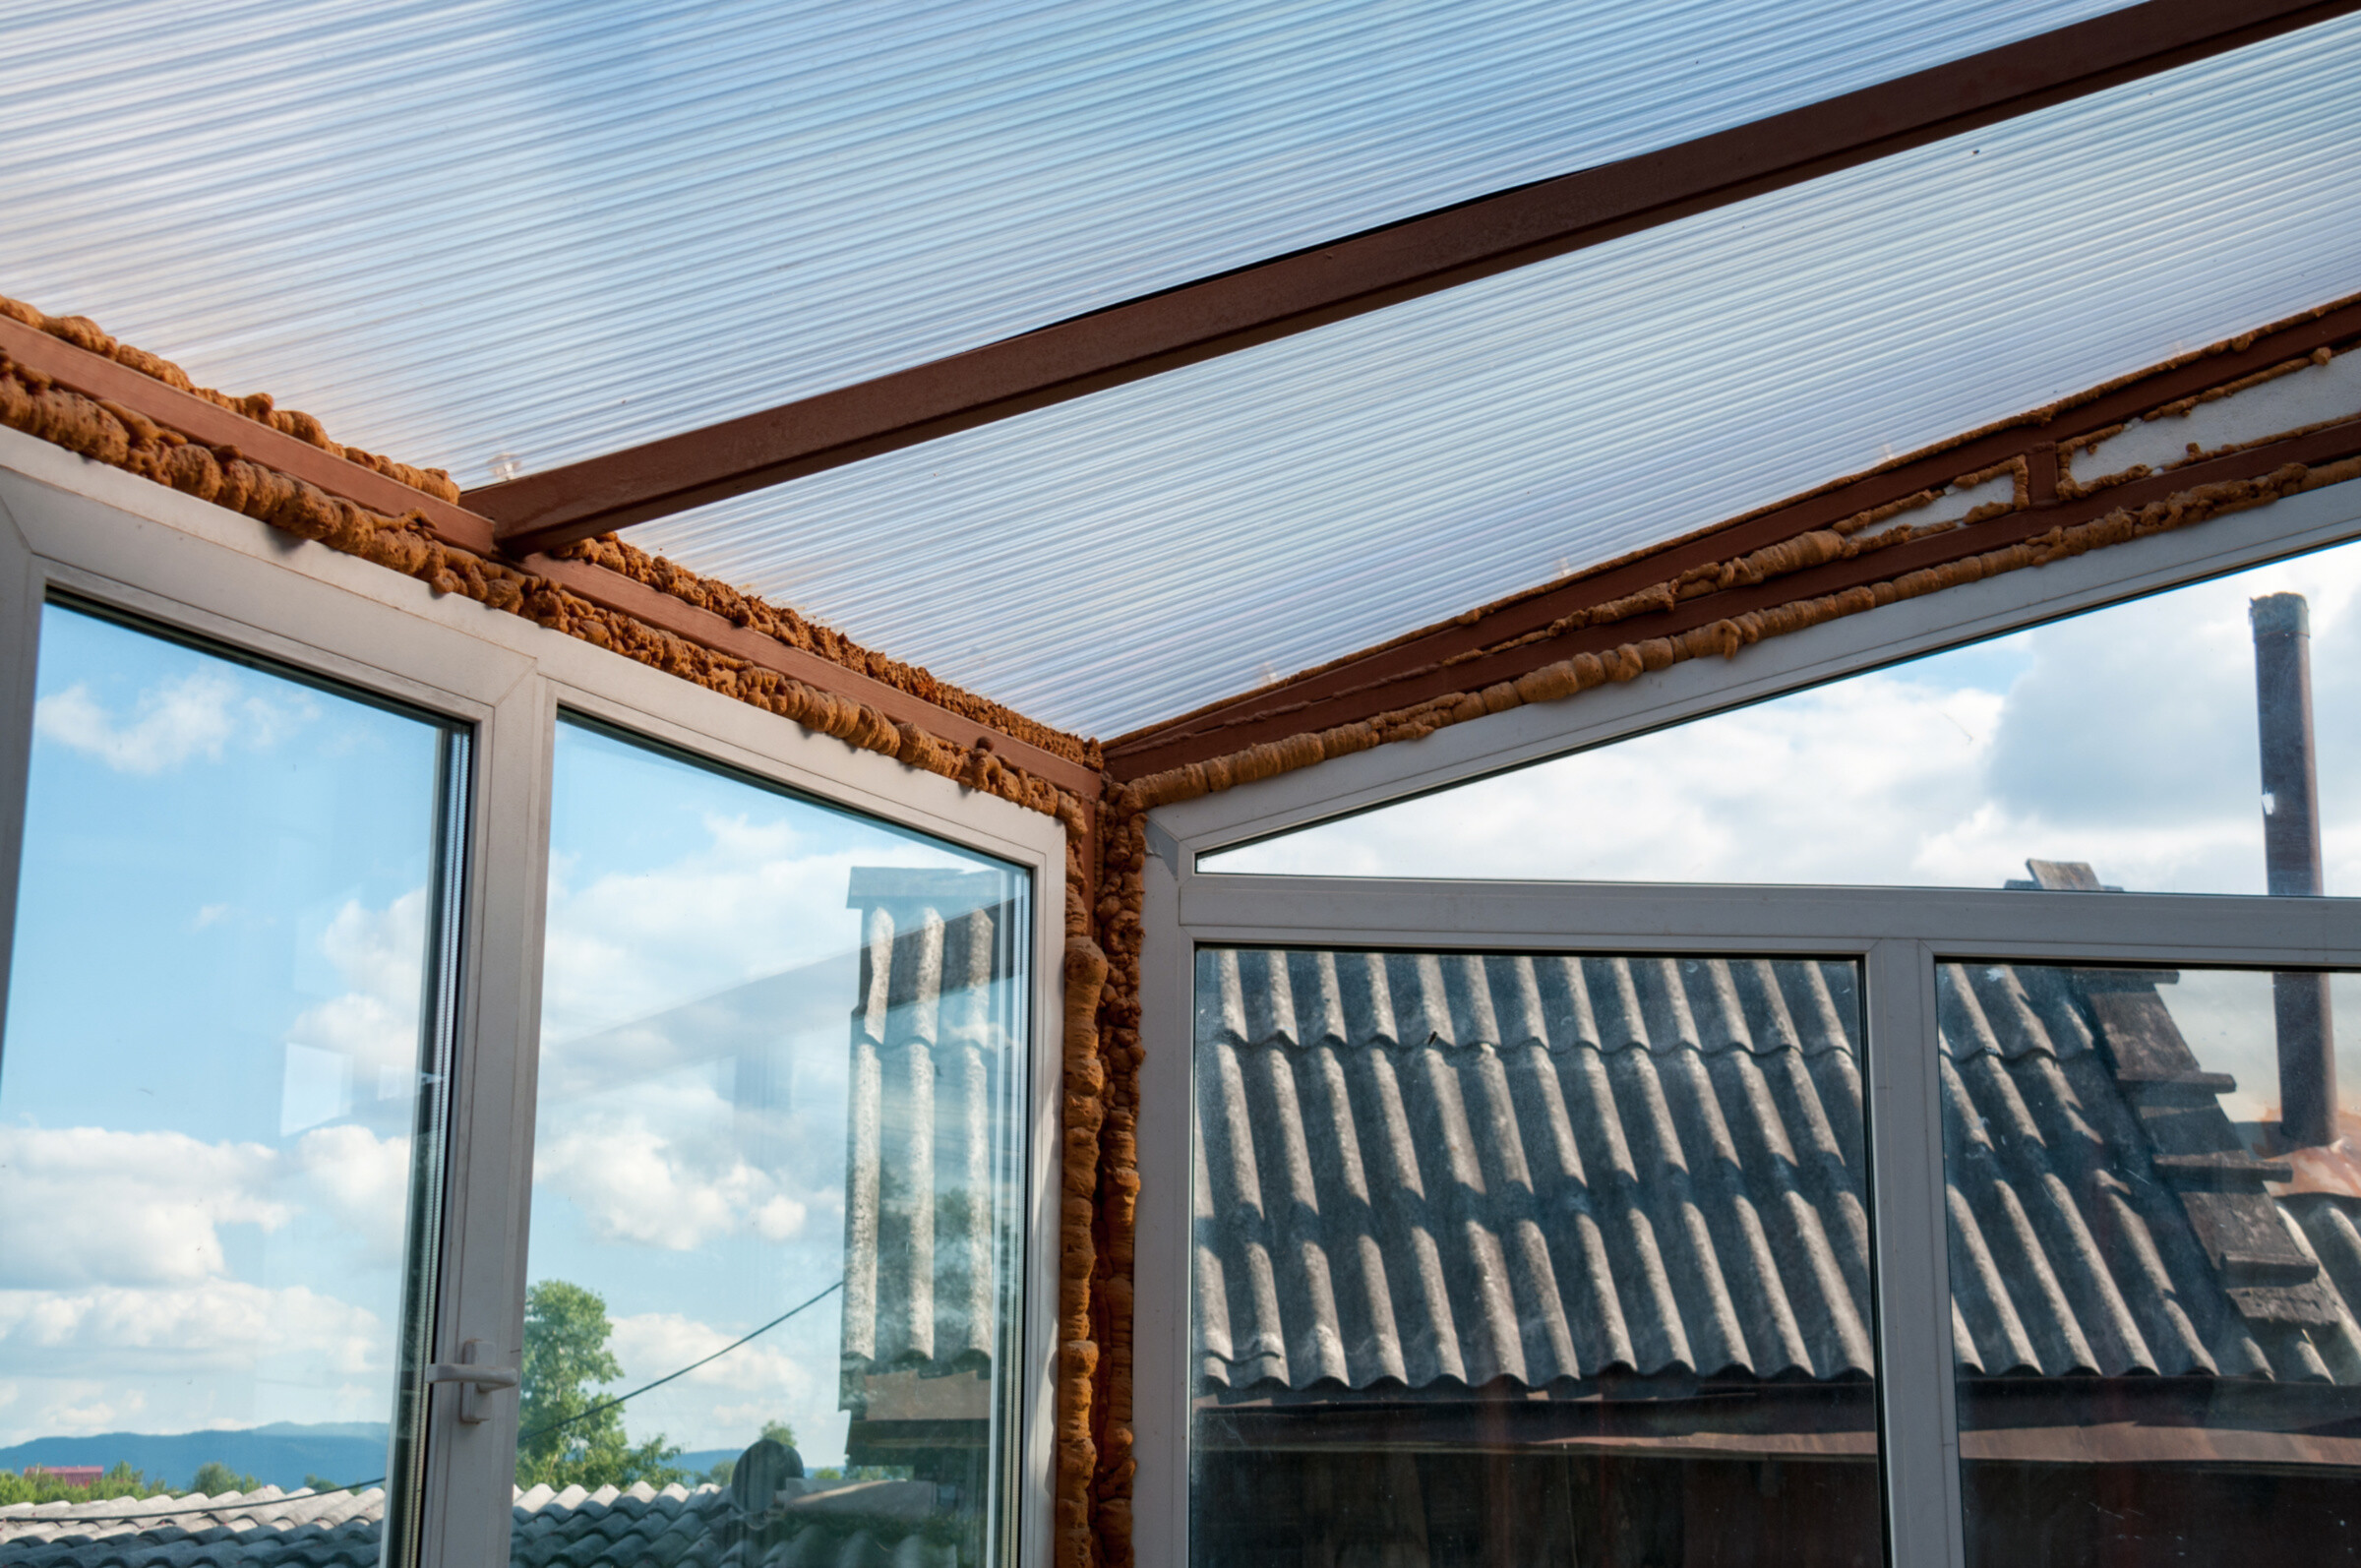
{"left": 1196, "top": 949, "right": 1875, "bottom": 1392}
{"left": 1193, "top": 939, "right": 2361, "bottom": 1401}
{"left": 636, "top": 15, "right": 2361, "bottom": 737}
{"left": 0, "top": 1477, "right": 956, "bottom": 1567}
{"left": 841, "top": 871, "right": 1022, "bottom": 1397}
{"left": 1, "top": 0, "right": 2115, "bottom": 493}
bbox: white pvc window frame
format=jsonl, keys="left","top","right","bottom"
{"left": 0, "top": 427, "right": 1071, "bottom": 1568}
{"left": 1133, "top": 476, "right": 2361, "bottom": 1568}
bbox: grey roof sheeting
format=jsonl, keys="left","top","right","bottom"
{"left": 1939, "top": 960, "right": 2361, "bottom": 1384}
{"left": 841, "top": 869, "right": 1022, "bottom": 1398}
{"left": 1194, "top": 939, "right": 2361, "bottom": 1401}
{"left": 1195, "top": 947, "right": 1875, "bottom": 1393}
{"left": 0, "top": 1478, "right": 958, "bottom": 1568}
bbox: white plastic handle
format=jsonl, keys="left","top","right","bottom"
{"left": 426, "top": 1341, "right": 518, "bottom": 1424}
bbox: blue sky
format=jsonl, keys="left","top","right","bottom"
{"left": 0, "top": 605, "right": 449, "bottom": 1450}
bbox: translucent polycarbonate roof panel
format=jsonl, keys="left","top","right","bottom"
{"left": 0, "top": 0, "right": 2124, "bottom": 489}
{"left": 633, "top": 16, "right": 2361, "bottom": 739}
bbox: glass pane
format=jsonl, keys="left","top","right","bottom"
{"left": 1941, "top": 960, "right": 2361, "bottom": 1564}
{"left": 0, "top": 603, "right": 461, "bottom": 1556}
{"left": 4, "top": 0, "right": 2118, "bottom": 484}
{"left": 637, "top": 16, "right": 2361, "bottom": 737}
{"left": 522, "top": 718, "right": 1028, "bottom": 1567}
{"left": 1210, "top": 524, "right": 2361, "bottom": 895}
{"left": 1192, "top": 947, "right": 1880, "bottom": 1566}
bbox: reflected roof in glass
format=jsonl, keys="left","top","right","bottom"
{"left": 633, "top": 17, "right": 2361, "bottom": 737}
{"left": 4, "top": 0, "right": 2113, "bottom": 490}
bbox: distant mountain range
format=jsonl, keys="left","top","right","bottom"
{"left": 0, "top": 1426, "right": 753, "bottom": 1494}
{"left": 0, "top": 1422, "right": 390, "bottom": 1491}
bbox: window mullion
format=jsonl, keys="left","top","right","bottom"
{"left": 416, "top": 673, "right": 558, "bottom": 1568}
{"left": 1866, "top": 937, "right": 1964, "bottom": 1568}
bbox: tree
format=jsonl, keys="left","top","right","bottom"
{"left": 515, "top": 1278, "right": 684, "bottom": 1490}
{"left": 0, "top": 1462, "right": 162, "bottom": 1507}
{"left": 190, "top": 1462, "right": 259, "bottom": 1495}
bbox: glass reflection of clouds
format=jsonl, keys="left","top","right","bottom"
{"left": 529, "top": 718, "right": 1027, "bottom": 1564}
{"left": 0, "top": 602, "right": 460, "bottom": 1529}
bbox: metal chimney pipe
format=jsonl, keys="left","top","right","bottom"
{"left": 2251, "top": 592, "right": 2337, "bottom": 1148}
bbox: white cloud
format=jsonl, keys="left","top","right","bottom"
{"left": 31, "top": 1383, "right": 145, "bottom": 1439}
{"left": 285, "top": 891, "right": 427, "bottom": 1081}
{"left": 279, "top": 888, "right": 433, "bottom": 1145}
{"left": 0, "top": 889, "right": 438, "bottom": 1442}
{"left": 535, "top": 1096, "right": 810, "bottom": 1251}
{"left": 0, "top": 1282, "right": 381, "bottom": 1377}
{"left": 1216, "top": 538, "right": 2361, "bottom": 896}
{"left": 0, "top": 1126, "right": 287, "bottom": 1289}
{"left": 1220, "top": 666, "right": 2008, "bottom": 886}
{"left": 539, "top": 812, "right": 972, "bottom": 1048}
{"left": 291, "top": 1124, "right": 414, "bottom": 1264}
{"left": 317, "top": 891, "right": 429, "bottom": 1016}
{"left": 33, "top": 669, "right": 312, "bottom": 774}
{"left": 609, "top": 1312, "right": 806, "bottom": 1392}
{"left": 0, "top": 1115, "right": 419, "bottom": 1289}
{"left": 0, "top": 1283, "right": 388, "bottom": 1445}
{"left": 603, "top": 1310, "right": 841, "bottom": 1457}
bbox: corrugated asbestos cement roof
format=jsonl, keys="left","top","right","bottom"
{"left": 840, "top": 871, "right": 1021, "bottom": 1395}
{"left": 1194, "top": 946, "right": 2361, "bottom": 1400}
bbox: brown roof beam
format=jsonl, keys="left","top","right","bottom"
{"left": 521, "top": 553, "right": 1103, "bottom": 797}
{"left": 0, "top": 315, "right": 499, "bottom": 557}
{"left": 1102, "top": 298, "right": 2361, "bottom": 777}
{"left": 0, "top": 316, "right": 1097, "bottom": 798}
{"left": 1106, "top": 416, "right": 2361, "bottom": 778}
{"left": 470, "top": 0, "right": 2359, "bottom": 556}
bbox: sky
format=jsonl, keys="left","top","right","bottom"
{"left": 0, "top": 604, "right": 451, "bottom": 1453}
{"left": 528, "top": 720, "right": 1029, "bottom": 1470}
{"left": 1212, "top": 535, "right": 2361, "bottom": 897}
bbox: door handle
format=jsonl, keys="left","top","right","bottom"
{"left": 426, "top": 1341, "right": 518, "bottom": 1425}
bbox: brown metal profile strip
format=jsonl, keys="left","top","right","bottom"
{"left": 0, "top": 315, "right": 1098, "bottom": 798}
{"left": 469, "top": 0, "right": 2360, "bottom": 555}
{"left": 1104, "top": 299, "right": 2361, "bottom": 775}
{"left": 522, "top": 553, "right": 1101, "bottom": 797}
{"left": 0, "top": 316, "right": 498, "bottom": 556}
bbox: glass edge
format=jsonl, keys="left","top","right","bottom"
{"left": 380, "top": 725, "right": 474, "bottom": 1568}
